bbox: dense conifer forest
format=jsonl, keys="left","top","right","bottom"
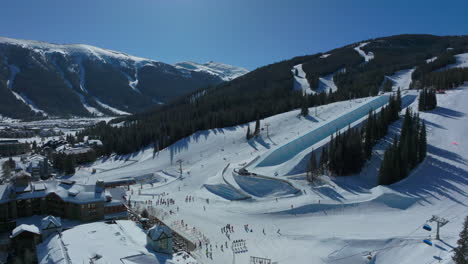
{"left": 378, "top": 109, "right": 426, "bottom": 185}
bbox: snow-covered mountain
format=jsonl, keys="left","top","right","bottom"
{"left": 174, "top": 61, "right": 248, "bottom": 81}
{"left": 0, "top": 36, "right": 247, "bottom": 119}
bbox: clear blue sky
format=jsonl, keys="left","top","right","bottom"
{"left": 1, "top": 0, "right": 467, "bottom": 70}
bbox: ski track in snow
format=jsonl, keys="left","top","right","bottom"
{"left": 317, "top": 68, "right": 345, "bottom": 93}
{"left": 384, "top": 68, "right": 415, "bottom": 91}
{"left": 7, "top": 64, "right": 47, "bottom": 116}
{"left": 76, "top": 94, "right": 104, "bottom": 117}
{"left": 121, "top": 69, "right": 141, "bottom": 94}
{"left": 94, "top": 98, "right": 130, "bottom": 116}
{"left": 354, "top": 42, "right": 375, "bottom": 62}
{"left": 443, "top": 52, "right": 468, "bottom": 69}
{"left": 51, "top": 59, "right": 104, "bottom": 116}
{"left": 292, "top": 64, "right": 314, "bottom": 95}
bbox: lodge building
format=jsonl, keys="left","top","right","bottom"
{"left": 0, "top": 172, "right": 128, "bottom": 230}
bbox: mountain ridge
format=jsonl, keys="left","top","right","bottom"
{"left": 0, "top": 36, "right": 249, "bottom": 119}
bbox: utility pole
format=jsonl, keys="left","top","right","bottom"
{"left": 429, "top": 215, "right": 449, "bottom": 240}
{"left": 176, "top": 159, "right": 183, "bottom": 176}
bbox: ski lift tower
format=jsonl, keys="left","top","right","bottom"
{"left": 265, "top": 123, "right": 270, "bottom": 138}
{"left": 429, "top": 215, "right": 449, "bottom": 240}
{"left": 176, "top": 159, "right": 183, "bottom": 176}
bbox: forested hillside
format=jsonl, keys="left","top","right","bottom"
{"left": 80, "top": 34, "right": 468, "bottom": 155}
{"left": 0, "top": 37, "right": 246, "bottom": 119}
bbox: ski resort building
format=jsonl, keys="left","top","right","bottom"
{"left": 40, "top": 215, "right": 62, "bottom": 238}
{"left": 0, "top": 173, "right": 128, "bottom": 229}
{"left": 10, "top": 224, "right": 42, "bottom": 263}
{"left": 0, "top": 140, "right": 29, "bottom": 157}
{"left": 36, "top": 221, "right": 164, "bottom": 264}
{"left": 147, "top": 224, "right": 173, "bottom": 255}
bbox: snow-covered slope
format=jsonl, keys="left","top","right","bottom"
{"left": 0, "top": 36, "right": 236, "bottom": 118}
{"left": 445, "top": 53, "right": 468, "bottom": 69}
{"left": 384, "top": 68, "right": 415, "bottom": 91}
{"left": 0, "top": 36, "right": 154, "bottom": 66}
{"left": 292, "top": 64, "right": 314, "bottom": 95}
{"left": 66, "top": 83, "right": 468, "bottom": 264}
{"left": 354, "top": 42, "right": 375, "bottom": 62}
{"left": 174, "top": 61, "right": 249, "bottom": 81}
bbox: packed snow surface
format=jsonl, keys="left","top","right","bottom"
{"left": 292, "top": 64, "right": 314, "bottom": 95}
{"left": 426, "top": 56, "right": 437, "bottom": 63}
{"left": 67, "top": 84, "right": 468, "bottom": 264}
{"left": 384, "top": 68, "right": 415, "bottom": 91}
{"left": 174, "top": 61, "right": 249, "bottom": 81}
{"left": 317, "top": 69, "right": 344, "bottom": 93}
{"left": 354, "top": 42, "right": 375, "bottom": 62}
{"left": 444, "top": 52, "right": 468, "bottom": 69}
{"left": 6, "top": 64, "right": 47, "bottom": 116}
{"left": 94, "top": 98, "right": 130, "bottom": 116}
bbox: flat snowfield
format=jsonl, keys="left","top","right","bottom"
{"left": 71, "top": 86, "right": 468, "bottom": 264}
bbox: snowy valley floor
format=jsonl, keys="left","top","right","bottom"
{"left": 68, "top": 86, "right": 468, "bottom": 264}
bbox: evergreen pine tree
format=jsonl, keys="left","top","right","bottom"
{"left": 301, "top": 98, "right": 309, "bottom": 117}
{"left": 396, "top": 88, "right": 402, "bottom": 112}
{"left": 141, "top": 208, "right": 149, "bottom": 218}
{"left": 307, "top": 150, "right": 318, "bottom": 182}
{"left": 319, "top": 147, "right": 328, "bottom": 173}
{"left": 452, "top": 216, "right": 468, "bottom": 264}
{"left": 254, "top": 117, "right": 260, "bottom": 136}
{"left": 418, "top": 121, "right": 427, "bottom": 163}
{"left": 364, "top": 111, "right": 373, "bottom": 158}
{"left": 419, "top": 89, "right": 426, "bottom": 111}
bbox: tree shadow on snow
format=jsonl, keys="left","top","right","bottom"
{"left": 423, "top": 120, "right": 446, "bottom": 130}
{"left": 427, "top": 144, "right": 467, "bottom": 166}
{"left": 430, "top": 106, "right": 465, "bottom": 119}
{"left": 392, "top": 155, "right": 468, "bottom": 206}
{"left": 304, "top": 115, "right": 319, "bottom": 123}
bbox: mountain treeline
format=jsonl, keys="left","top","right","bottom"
{"left": 412, "top": 67, "right": 468, "bottom": 91}
{"left": 378, "top": 109, "right": 426, "bottom": 185}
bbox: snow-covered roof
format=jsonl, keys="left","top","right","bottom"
{"left": 120, "top": 254, "right": 160, "bottom": 264}
{"left": 0, "top": 179, "right": 107, "bottom": 204}
{"left": 33, "top": 183, "right": 46, "bottom": 191}
{"left": 87, "top": 139, "right": 103, "bottom": 146}
{"left": 147, "top": 224, "right": 172, "bottom": 241}
{"left": 37, "top": 220, "right": 162, "bottom": 264}
{"left": 41, "top": 216, "right": 62, "bottom": 230}
{"left": 11, "top": 224, "right": 41, "bottom": 238}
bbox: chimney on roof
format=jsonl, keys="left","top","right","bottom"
{"left": 95, "top": 179, "right": 104, "bottom": 193}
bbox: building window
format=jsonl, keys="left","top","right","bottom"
{"left": 160, "top": 238, "right": 169, "bottom": 250}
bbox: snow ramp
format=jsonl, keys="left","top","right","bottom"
{"left": 203, "top": 184, "right": 251, "bottom": 201}
{"left": 233, "top": 173, "right": 300, "bottom": 198}
{"left": 274, "top": 193, "right": 419, "bottom": 216}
